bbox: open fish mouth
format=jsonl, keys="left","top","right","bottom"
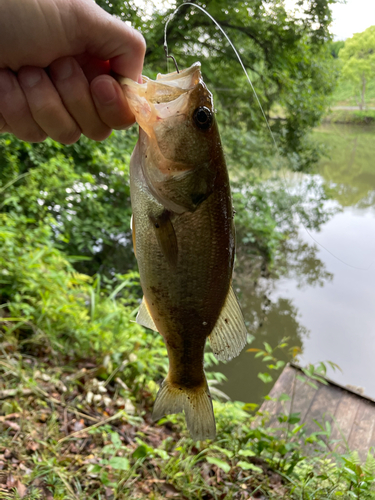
{"left": 119, "top": 63, "right": 211, "bottom": 133}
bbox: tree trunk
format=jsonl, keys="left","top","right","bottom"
{"left": 360, "top": 73, "right": 366, "bottom": 111}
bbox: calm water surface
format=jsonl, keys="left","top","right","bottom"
{"left": 220, "top": 123, "right": 375, "bottom": 404}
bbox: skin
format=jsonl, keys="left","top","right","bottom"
{"left": 0, "top": 0, "right": 145, "bottom": 143}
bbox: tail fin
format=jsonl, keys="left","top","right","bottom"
{"left": 152, "top": 377, "right": 216, "bottom": 441}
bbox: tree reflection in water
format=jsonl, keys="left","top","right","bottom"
{"left": 217, "top": 232, "right": 333, "bottom": 405}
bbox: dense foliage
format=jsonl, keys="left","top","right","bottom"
{"left": 3, "top": 1, "right": 374, "bottom": 499}
{"left": 99, "top": 0, "right": 339, "bottom": 170}
{"left": 339, "top": 25, "right": 375, "bottom": 110}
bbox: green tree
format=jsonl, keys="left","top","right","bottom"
{"left": 98, "top": 0, "right": 339, "bottom": 169}
{"left": 0, "top": 131, "right": 138, "bottom": 277}
{"left": 0, "top": 0, "right": 341, "bottom": 280}
{"left": 339, "top": 26, "right": 375, "bottom": 110}
{"left": 329, "top": 40, "right": 345, "bottom": 58}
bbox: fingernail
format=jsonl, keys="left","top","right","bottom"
{"left": 93, "top": 79, "right": 117, "bottom": 104}
{"left": 0, "top": 71, "right": 14, "bottom": 93}
{"left": 21, "top": 68, "right": 42, "bottom": 88}
{"left": 138, "top": 74, "right": 143, "bottom": 84}
{"left": 55, "top": 58, "right": 73, "bottom": 80}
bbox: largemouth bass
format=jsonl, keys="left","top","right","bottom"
{"left": 120, "top": 63, "right": 247, "bottom": 440}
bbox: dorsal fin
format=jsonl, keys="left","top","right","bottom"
{"left": 209, "top": 286, "right": 247, "bottom": 362}
{"left": 136, "top": 297, "right": 158, "bottom": 331}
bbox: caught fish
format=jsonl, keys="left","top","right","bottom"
{"left": 120, "top": 63, "right": 247, "bottom": 440}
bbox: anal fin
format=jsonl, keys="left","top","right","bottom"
{"left": 136, "top": 297, "right": 158, "bottom": 331}
{"left": 209, "top": 286, "right": 247, "bottom": 362}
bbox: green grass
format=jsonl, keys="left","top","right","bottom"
{"left": 330, "top": 79, "right": 375, "bottom": 108}
{"left": 2, "top": 342, "right": 375, "bottom": 500}
{"left": 2, "top": 184, "right": 375, "bottom": 499}
{"left": 2, "top": 341, "right": 375, "bottom": 499}
{"left": 323, "top": 109, "right": 375, "bottom": 124}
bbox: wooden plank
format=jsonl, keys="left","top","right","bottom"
{"left": 260, "top": 366, "right": 295, "bottom": 426}
{"left": 348, "top": 400, "right": 375, "bottom": 461}
{"left": 368, "top": 411, "right": 375, "bottom": 450}
{"left": 260, "top": 364, "right": 375, "bottom": 459}
{"left": 295, "top": 383, "right": 342, "bottom": 438}
{"left": 290, "top": 372, "right": 319, "bottom": 424}
{"left": 329, "top": 392, "right": 361, "bottom": 454}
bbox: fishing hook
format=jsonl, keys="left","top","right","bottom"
{"left": 164, "top": 44, "right": 179, "bottom": 73}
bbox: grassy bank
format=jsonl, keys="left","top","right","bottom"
{"left": 323, "top": 79, "right": 375, "bottom": 124}
{"left": 323, "top": 109, "right": 375, "bottom": 124}
{"left": 1, "top": 213, "right": 375, "bottom": 499}
{"left": 330, "top": 80, "right": 375, "bottom": 109}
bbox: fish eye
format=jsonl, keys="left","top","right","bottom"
{"left": 193, "top": 106, "right": 213, "bottom": 130}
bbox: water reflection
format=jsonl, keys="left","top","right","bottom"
{"left": 315, "top": 124, "right": 375, "bottom": 208}
{"left": 219, "top": 233, "right": 333, "bottom": 405}
{"left": 220, "top": 123, "right": 375, "bottom": 404}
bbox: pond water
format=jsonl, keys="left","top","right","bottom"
{"left": 220, "top": 123, "right": 375, "bottom": 405}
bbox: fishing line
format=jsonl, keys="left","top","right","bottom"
{"left": 164, "top": 3, "right": 373, "bottom": 272}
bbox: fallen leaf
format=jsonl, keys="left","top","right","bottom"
{"left": 3, "top": 420, "right": 20, "bottom": 432}
{"left": 16, "top": 479, "right": 27, "bottom": 498}
{"left": 0, "top": 413, "right": 20, "bottom": 422}
{"left": 72, "top": 420, "right": 85, "bottom": 432}
{"left": 160, "top": 483, "right": 181, "bottom": 498}
{"left": 26, "top": 440, "right": 39, "bottom": 452}
{"left": 105, "top": 486, "right": 114, "bottom": 499}
{"left": 6, "top": 473, "right": 16, "bottom": 488}
{"left": 19, "top": 463, "right": 33, "bottom": 475}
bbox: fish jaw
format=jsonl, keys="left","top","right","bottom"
{"left": 120, "top": 63, "right": 215, "bottom": 171}
{"left": 119, "top": 63, "right": 203, "bottom": 138}
{"left": 122, "top": 64, "right": 223, "bottom": 214}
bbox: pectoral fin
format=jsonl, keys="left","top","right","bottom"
{"left": 136, "top": 297, "right": 158, "bottom": 331}
{"left": 209, "top": 286, "right": 247, "bottom": 362}
{"left": 150, "top": 210, "right": 178, "bottom": 268}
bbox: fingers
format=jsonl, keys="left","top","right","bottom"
{"left": 18, "top": 66, "right": 81, "bottom": 145}
{"left": 49, "top": 57, "right": 111, "bottom": 141}
{"left": 0, "top": 59, "right": 135, "bottom": 144}
{"left": 0, "top": 69, "right": 47, "bottom": 142}
{"left": 91, "top": 75, "right": 135, "bottom": 130}
{"left": 79, "top": 1, "right": 146, "bottom": 81}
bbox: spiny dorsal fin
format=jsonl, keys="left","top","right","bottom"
{"left": 150, "top": 210, "right": 178, "bottom": 268}
{"left": 136, "top": 297, "right": 158, "bottom": 331}
{"left": 209, "top": 286, "right": 247, "bottom": 362}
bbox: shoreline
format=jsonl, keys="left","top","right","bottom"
{"left": 322, "top": 108, "right": 375, "bottom": 124}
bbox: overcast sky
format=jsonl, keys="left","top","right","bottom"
{"left": 330, "top": 0, "right": 375, "bottom": 40}
{"left": 148, "top": 0, "right": 374, "bottom": 41}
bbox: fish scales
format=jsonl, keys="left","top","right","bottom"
{"left": 121, "top": 63, "right": 247, "bottom": 440}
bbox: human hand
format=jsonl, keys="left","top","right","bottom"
{"left": 0, "top": 0, "right": 145, "bottom": 143}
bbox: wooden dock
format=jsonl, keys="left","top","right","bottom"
{"left": 260, "top": 364, "right": 375, "bottom": 460}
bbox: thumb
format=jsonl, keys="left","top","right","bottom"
{"left": 77, "top": 1, "right": 146, "bottom": 80}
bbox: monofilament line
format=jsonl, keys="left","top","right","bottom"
{"left": 164, "top": 2, "right": 278, "bottom": 153}
{"left": 164, "top": 3, "right": 373, "bottom": 272}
